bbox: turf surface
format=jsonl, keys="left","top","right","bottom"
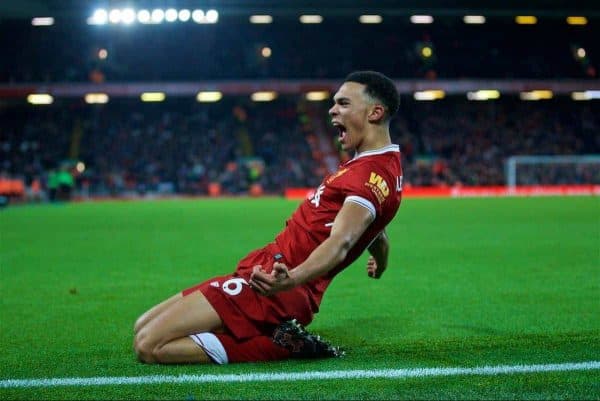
{"left": 0, "top": 196, "right": 598, "bottom": 399}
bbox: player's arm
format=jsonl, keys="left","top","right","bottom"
{"left": 366, "top": 230, "right": 389, "bottom": 279}
{"left": 249, "top": 201, "right": 374, "bottom": 296}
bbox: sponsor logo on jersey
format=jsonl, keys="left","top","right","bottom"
{"left": 310, "top": 184, "right": 326, "bottom": 207}
{"left": 365, "top": 172, "right": 389, "bottom": 204}
{"left": 326, "top": 168, "right": 349, "bottom": 184}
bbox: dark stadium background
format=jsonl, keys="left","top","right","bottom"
{"left": 0, "top": 0, "right": 598, "bottom": 202}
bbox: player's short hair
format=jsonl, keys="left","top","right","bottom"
{"left": 344, "top": 71, "right": 400, "bottom": 121}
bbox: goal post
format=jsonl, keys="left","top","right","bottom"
{"left": 505, "top": 155, "right": 600, "bottom": 188}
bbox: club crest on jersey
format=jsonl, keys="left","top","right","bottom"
{"left": 326, "top": 168, "right": 349, "bottom": 184}
{"left": 365, "top": 172, "right": 389, "bottom": 204}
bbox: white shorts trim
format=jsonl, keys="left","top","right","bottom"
{"left": 344, "top": 195, "right": 376, "bottom": 219}
{"left": 189, "top": 333, "right": 229, "bottom": 365}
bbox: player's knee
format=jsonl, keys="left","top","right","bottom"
{"left": 134, "top": 331, "right": 157, "bottom": 364}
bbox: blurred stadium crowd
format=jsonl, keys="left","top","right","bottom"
{"left": 1, "top": 97, "right": 598, "bottom": 198}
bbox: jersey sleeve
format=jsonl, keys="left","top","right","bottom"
{"left": 338, "top": 162, "right": 391, "bottom": 219}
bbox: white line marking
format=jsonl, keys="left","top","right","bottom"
{"left": 1, "top": 361, "right": 598, "bottom": 388}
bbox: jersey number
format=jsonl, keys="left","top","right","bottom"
{"left": 222, "top": 278, "right": 248, "bottom": 296}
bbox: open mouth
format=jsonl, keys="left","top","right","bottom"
{"left": 332, "top": 122, "right": 347, "bottom": 142}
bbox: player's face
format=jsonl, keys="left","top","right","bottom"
{"left": 329, "top": 82, "right": 372, "bottom": 152}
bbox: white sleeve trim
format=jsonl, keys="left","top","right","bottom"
{"left": 344, "top": 195, "right": 376, "bottom": 219}
{"left": 189, "top": 332, "right": 229, "bottom": 365}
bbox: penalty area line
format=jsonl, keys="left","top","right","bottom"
{"left": 1, "top": 361, "right": 599, "bottom": 389}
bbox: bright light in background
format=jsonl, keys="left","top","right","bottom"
{"left": 196, "top": 91, "right": 223, "bottom": 102}
{"left": 140, "top": 92, "right": 166, "bottom": 102}
{"left": 515, "top": 16, "right": 537, "bottom": 24}
{"left": 250, "top": 15, "right": 273, "bottom": 24}
{"left": 192, "top": 9, "right": 205, "bottom": 23}
{"left": 571, "top": 90, "right": 600, "bottom": 100}
{"left": 205, "top": 9, "right": 219, "bottom": 23}
{"left": 84, "top": 93, "right": 109, "bottom": 104}
{"left": 27, "top": 94, "right": 54, "bottom": 105}
{"left": 463, "top": 15, "right": 486, "bottom": 24}
{"left": 359, "top": 15, "right": 382, "bottom": 24}
{"left": 576, "top": 47, "right": 586, "bottom": 58}
{"left": 178, "top": 9, "right": 191, "bottom": 22}
{"left": 108, "top": 9, "right": 122, "bottom": 24}
{"left": 121, "top": 8, "right": 135, "bottom": 24}
{"left": 410, "top": 15, "right": 433, "bottom": 24}
{"left": 251, "top": 91, "right": 277, "bottom": 102}
{"left": 520, "top": 90, "right": 553, "bottom": 100}
{"left": 137, "top": 9, "right": 150, "bottom": 23}
{"left": 165, "top": 8, "right": 178, "bottom": 22}
{"left": 151, "top": 9, "right": 165, "bottom": 23}
{"left": 31, "top": 17, "right": 54, "bottom": 26}
{"left": 98, "top": 48, "right": 108, "bottom": 59}
{"left": 566, "top": 16, "right": 587, "bottom": 25}
{"left": 300, "top": 15, "right": 323, "bottom": 24}
{"left": 88, "top": 9, "right": 108, "bottom": 25}
{"left": 467, "top": 90, "right": 500, "bottom": 101}
{"left": 305, "top": 91, "right": 329, "bottom": 101}
{"left": 76, "top": 162, "right": 86, "bottom": 173}
{"left": 421, "top": 46, "right": 432, "bottom": 58}
{"left": 261, "top": 47, "right": 272, "bottom": 58}
{"left": 413, "top": 90, "right": 445, "bottom": 101}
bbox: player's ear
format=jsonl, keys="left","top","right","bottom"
{"left": 367, "top": 104, "right": 386, "bottom": 123}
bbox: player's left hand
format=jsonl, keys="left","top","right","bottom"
{"left": 249, "top": 262, "right": 295, "bottom": 296}
{"left": 366, "top": 256, "right": 385, "bottom": 279}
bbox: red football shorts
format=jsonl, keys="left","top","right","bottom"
{"left": 182, "top": 243, "right": 316, "bottom": 341}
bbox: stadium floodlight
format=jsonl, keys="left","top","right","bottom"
{"left": 121, "top": 8, "right": 136, "bottom": 24}
{"left": 261, "top": 47, "right": 272, "bottom": 58}
{"left": 151, "top": 9, "right": 165, "bottom": 23}
{"left": 359, "top": 15, "right": 382, "bottom": 24}
{"left": 571, "top": 90, "right": 600, "bottom": 100}
{"left": 566, "top": 16, "right": 587, "bottom": 25}
{"left": 205, "top": 10, "right": 219, "bottom": 23}
{"left": 463, "top": 15, "right": 485, "bottom": 24}
{"left": 108, "top": 9, "right": 122, "bottom": 24}
{"left": 305, "top": 91, "right": 329, "bottom": 101}
{"left": 250, "top": 15, "right": 273, "bottom": 24}
{"left": 515, "top": 16, "right": 537, "bottom": 24}
{"left": 137, "top": 9, "right": 151, "bottom": 23}
{"left": 299, "top": 15, "right": 323, "bottom": 24}
{"left": 251, "top": 91, "right": 277, "bottom": 102}
{"left": 178, "top": 9, "right": 191, "bottom": 22}
{"left": 467, "top": 90, "right": 500, "bottom": 101}
{"left": 88, "top": 9, "right": 108, "bottom": 25}
{"left": 31, "top": 17, "right": 54, "bottom": 26}
{"left": 196, "top": 91, "right": 223, "bottom": 102}
{"left": 410, "top": 15, "right": 433, "bottom": 24}
{"left": 520, "top": 90, "right": 552, "bottom": 100}
{"left": 140, "top": 92, "right": 166, "bottom": 102}
{"left": 413, "top": 90, "right": 445, "bottom": 101}
{"left": 27, "top": 94, "right": 54, "bottom": 105}
{"left": 165, "top": 8, "right": 178, "bottom": 22}
{"left": 84, "top": 93, "right": 109, "bottom": 104}
{"left": 576, "top": 48, "right": 586, "bottom": 58}
{"left": 192, "top": 9, "right": 205, "bottom": 23}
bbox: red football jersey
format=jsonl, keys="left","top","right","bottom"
{"left": 191, "top": 144, "right": 404, "bottom": 339}
{"left": 272, "top": 144, "right": 403, "bottom": 307}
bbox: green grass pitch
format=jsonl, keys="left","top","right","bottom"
{"left": 0, "top": 196, "right": 598, "bottom": 400}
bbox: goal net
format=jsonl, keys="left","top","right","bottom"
{"left": 505, "top": 155, "right": 600, "bottom": 188}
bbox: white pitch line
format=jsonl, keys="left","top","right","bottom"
{"left": 1, "top": 361, "right": 599, "bottom": 389}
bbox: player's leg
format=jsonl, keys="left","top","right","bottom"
{"left": 134, "top": 290, "right": 224, "bottom": 364}
{"left": 133, "top": 293, "right": 180, "bottom": 334}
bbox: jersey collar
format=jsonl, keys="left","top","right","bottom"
{"left": 351, "top": 144, "right": 400, "bottom": 161}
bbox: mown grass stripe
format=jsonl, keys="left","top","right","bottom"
{"left": 1, "top": 361, "right": 599, "bottom": 388}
